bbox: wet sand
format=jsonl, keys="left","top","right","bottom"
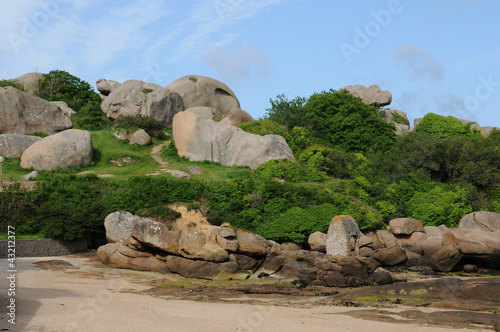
{"left": 0, "top": 256, "right": 492, "bottom": 332}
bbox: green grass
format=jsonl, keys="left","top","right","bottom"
{"left": 1, "top": 129, "right": 255, "bottom": 182}
{"left": 0, "top": 157, "right": 26, "bottom": 181}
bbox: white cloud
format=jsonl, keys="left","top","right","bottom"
{"left": 203, "top": 45, "right": 271, "bottom": 84}
{"left": 393, "top": 44, "right": 444, "bottom": 81}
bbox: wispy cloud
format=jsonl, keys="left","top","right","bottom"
{"left": 393, "top": 44, "right": 444, "bottom": 81}
{"left": 145, "top": 0, "right": 292, "bottom": 64}
{"left": 203, "top": 45, "right": 271, "bottom": 84}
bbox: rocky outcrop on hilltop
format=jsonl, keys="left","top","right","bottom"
{"left": 340, "top": 84, "right": 392, "bottom": 106}
{"left": 100, "top": 80, "right": 184, "bottom": 126}
{"left": 167, "top": 75, "right": 243, "bottom": 121}
{"left": 11, "top": 72, "right": 43, "bottom": 94}
{"left": 0, "top": 87, "right": 72, "bottom": 135}
{"left": 378, "top": 108, "right": 410, "bottom": 135}
{"left": 172, "top": 109, "right": 293, "bottom": 169}
{"left": 20, "top": 129, "right": 93, "bottom": 170}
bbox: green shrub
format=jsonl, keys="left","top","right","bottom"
{"left": 405, "top": 186, "right": 472, "bottom": 227}
{"left": 114, "top": 114, "right": 166, "bottom": 139}
{"left": 136, "top": 206, "right": 181, "bottom": 224}
{"left": 27, "top": 132, "right": 49, "bottom": 138}
{"left": 257, "top": 204, "right": 339, "bottom": 243}
{"left": 0, "top": 80, "right": 26, "bottom": 91}
{"left": 304, "top": 89, "right": 396, "bottom": 152}
{"left": 256, "top": 159, "right": 325, "bottom": 182}
{"left": 416, "top": 113, "right": 476, "bottom": 138}
{"left": 392, "top": 112, "right": 410, "bottom": 126}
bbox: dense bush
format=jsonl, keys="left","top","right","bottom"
{"left": 304, "top": 89, "right": 396, "bottom": 152}
{"left": 255, "top": 159, "right": 325, "bottom": 182}
{"left": 405, "top": 186, "right": 472, "bottom": 227}
{"left": 415, "top": 113, "right": 478, "bottom": 138}
{"left": 256, "top": 204, "right": 339, "bottom": 243}
{"left": 0, "top": 80, "right": 26, "bottom": 91}
{"left": 115, "top": 114, "right": 166, "bottom": 139}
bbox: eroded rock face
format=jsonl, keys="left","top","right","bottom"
{"left": 166, "top": 75, "right": 240, "bottom": 121}
{"left": 172, "top": 110, "right": 293, "bottom": 169}
{"left": 459, "top": 211, "right": 500, "bottom": 233}
{"left": 0, "top": 134, "right": 41, "bottom": 158}
{"left": 104, "top": 211, "right": 135, "bottom": 244}
{"left": 340, "top": 84, "right": 392, "bottom": 106}
{"left": 20, "top": 129, "right": 93, "bottom": 170}
{"left": 378, "top": 109, "right": 410, "bottom": 135}
{"left": 0, "top": 87, "right": 72, "bottom": 135}
{"left": 101, "top": 80, "right": 184, "bottom": 126}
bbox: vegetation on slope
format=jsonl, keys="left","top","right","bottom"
{"left": 1, "top": 71, "right": 500, "bottom": 246}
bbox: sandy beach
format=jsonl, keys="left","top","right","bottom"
{"left": 0, "top": 255, "right": 492, "bottom": 332}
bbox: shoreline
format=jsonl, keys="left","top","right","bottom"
{"left": 0, "top": 255, "right": 495, "bottom": 332}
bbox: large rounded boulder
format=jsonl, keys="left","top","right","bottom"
{"left": 172, "top": 110, "right": 293, "bottom": 169}
{"left": 20, "top": 129, "right": 93, "bottom": 170}
{"left": 101, "top": 80, "right": 184, "bottom": 126}
{"left": 166, "top": 75, "right": 241, "bottom": 121}
{"left": 340, "top": 84, "right": 392, "bottom": 106}
{"left": 0, "top": 87, "right": 72, "bottom": 135}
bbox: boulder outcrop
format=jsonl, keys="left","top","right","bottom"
{"left": 0, "top": 134, "right": 41, "bottom": 158}
{"left": 172, "top": 110, "right": 293, "bottom": 169}
{"left": 98, "top": 212, "right": 377, "bottom": 286}
{"left": 340, "top": 84, "right": 392, "bottom": 106}
{"left": 0, "top": 87, "right": 72, "bottom": 135}
{"left": 100, "top": 80, "right": 184, "bottom": 126}
{"left": 166, "top": 75, "right": 241, "bottom": 121}
{"left": 129, "top": 129, "right": 151, "bottom": 146}
{"left": 11, "top": 72, "right": 43, "bottom": 94}
{"left": 96, "top": 78, "right": 121, "bottom": 96}
{"left": 378, "top": 109, "right": 410, "bottom": 135}
{"left": 20, "top": 129, "right": 93, "bottom": 170}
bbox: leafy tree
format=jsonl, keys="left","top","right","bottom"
{"left": 304, "top": 89, "right": 396, "bottom": 152}
{"left": 265, "top": 94, "right": 308, "bottom": 129}
{"left": 37, "top": 70, "right": 111, "bottom": 130}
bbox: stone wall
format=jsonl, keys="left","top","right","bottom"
{"left": 0, "top": 239, "right": 87, "bottom": 258}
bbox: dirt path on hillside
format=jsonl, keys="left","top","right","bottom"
{"left": 147, "top": 142, "right": 170, "bottom": 176}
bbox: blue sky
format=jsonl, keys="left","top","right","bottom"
{"left": 1, "top": 0, "right": 499, "bottom": 127}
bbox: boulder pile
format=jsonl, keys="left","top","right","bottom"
{"left": 309, "top": 212, "right": 500, "bottom": 272}
{"left": 98, "top": 210, "right": 381, "bottom": 287}
{"left": 98, "top": 210, "right": 500, "bottom": 287}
